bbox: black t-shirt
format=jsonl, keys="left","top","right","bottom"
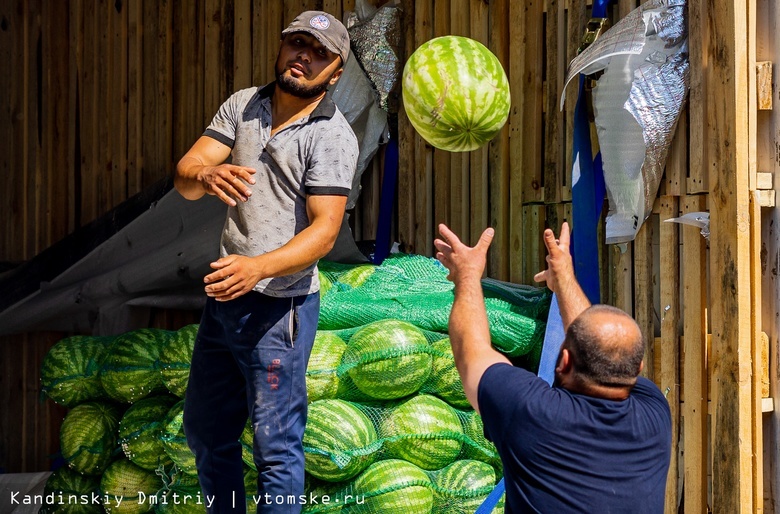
{"left": 478, "top": 363, "right": 671, "bottom": 514}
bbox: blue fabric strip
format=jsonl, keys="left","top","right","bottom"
{"left": 373, "top": 138, "right": 399, "bottom": 264}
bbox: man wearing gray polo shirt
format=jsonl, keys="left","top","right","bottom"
{"left": 174, "top": 11, "right": 358, "bottom": 514}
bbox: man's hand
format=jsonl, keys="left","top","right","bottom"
{"left": 533, "top": 222, "right": 574, "bottom": 295}
{"left": 204, "top": 255, "right": 264, "bottom": 301}
{"left": 434, "top": 224, "right": 494, "bottom": 285}
{"left": 198, "top": 164, "right": 257, "bottom": 207}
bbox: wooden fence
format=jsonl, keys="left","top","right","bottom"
{"left": 0, "top": 0, "right": 776, "bottom": 512}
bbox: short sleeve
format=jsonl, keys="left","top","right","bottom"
{"left": 203, "top": 89, "right": 252, "bottom": 148}
{"left": 305, "top": 115, "right": 359, "bottom": 196}
{"left": 478, "top": 363, "right": 544, "bottom": 444}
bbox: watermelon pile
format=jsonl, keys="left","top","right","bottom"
{"left": 40, "top": 254, "right": 547, "bottom": 513}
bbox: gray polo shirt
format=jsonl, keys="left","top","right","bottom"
{"left": 204, "top": 83, "right": 358, "bottom": 297}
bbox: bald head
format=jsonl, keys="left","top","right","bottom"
{"left": 562, "top": 305, "right": 645, "bottom": 388}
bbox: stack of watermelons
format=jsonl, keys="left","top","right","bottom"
{"left": 39, "top": 254, "right": 550, "bottom": 513}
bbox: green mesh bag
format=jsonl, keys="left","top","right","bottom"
{"left": 100, "top": 328, "right": 173, "bottom": 403}
{"left": 430, "top": 460, "right": 496, "bottom": 513}
{"left": 306, "top": 331, "right": 347, "bottom": 402}
{"left": 420, "top": 338, "right": 471, "bottom": 409}
{"left": 60, "top": 401, "right": 123, "bottom": 476}
{"left": 341, "top": 459, "right": 434, "bottom": 513}
{"left": 339, "top": 320, "right": 433, "bottom": 401}
{"left": 303, "top": 399, "right": 380, "bottom": 482}
{"left": 160, "top": 324, "right": 199, "bottom": 398}
{"left": 379, "top": 394, "right": 463, "bottom": 470}
{"left": 41, "top": 335, "right": 112, "bottom": 407}
{"left": 39, "top": 465, "right": 103, "bottom": 514}
{"left": 318, "top": 255, "right": 550, "bottom": 359}
{"left": 155, "top": 466, "right": 206, "bottom": 514}
{"left": 160, "top": 400, "right": 197, "bottom": 476}
{"left": 118, "top": 394, "right": 177, "bottom": 470}
{"left": 461, "top": 410, "right": 502, "bottom": 474}
{"left": 99, "top": 458, "right": 164, "bottom": 514}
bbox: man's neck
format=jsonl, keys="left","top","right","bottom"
{"left": 560, "top": 374, "right": 633, "bottom": 401}
{"left": 270, "top": 86, "right": 325, "bottom": 135}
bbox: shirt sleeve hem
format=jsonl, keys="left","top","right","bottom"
{"left": 307, "top": 186, "right": 351, "bottom": 196}
{"left": 203, "top": 129, "right": 234, "bottom": 148}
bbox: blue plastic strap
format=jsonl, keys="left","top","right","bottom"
{"left": 373, "top": 138, "right": 399, "bottom": 264}
{"left": 474, "top": 477, "right": 506, "bottom": 514}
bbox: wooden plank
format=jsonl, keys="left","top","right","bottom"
{"left": 508, "top": 0, "right": 525, "bottom": 281}
{"left": 522, "top": 205, "right": 546, "bottom": 285}
{"left": 687, "top": 0, "right": 708, "bottom": 194}
{"left": 707, "top": 0, "right": 754, "bottom": 509}
{"left": 263, "top": 1, "right": 284, "bottom": 87}
{"left": 395, "top": 0, "right": 416, "bottom": 251}
{"left": 633, "top": 221, "right": 654, "bottom": 378}
{"left": 432, "top": 0, "right": 451, "bottom": 234}
{"left": 0, "top": 0, "right": 15, "bottom": 261}
{"left": 157, "top": 0, "right": 173, "bottom": 187}
{"left": 749, "top": 191, "right": 763, "bottom": 513}
{"left": 96, "top": 0, "right": 111, "bottom": 212}
{"left": 563, "top": 0, "right": 587, "bottom": 203}
{"left": 681, "top": 194, "right": 708, "bottom": 514}
{"left": 618, "top": 0, "right": 639, "bottom": 18}
{"left": 80, "top": 0, "right": 99, "bottom": 224}
{"left": 756, "top": 172, "right": 773, "bottom": 189}
{"left": 414, "top": 0, "right": 433, "bottom": 255}
{"left": 470, "top": 0, "right": 489, "bottom": 245}
{"left": 204, "top": 0, "right": 224, "bottom": 125}
{"left": 233, "top": 0, "right": 252, "bottom": 91}
{"left": 543, "top": 0, "right": 564, "bottom": 204}
{"left": 749, "top": 0, "right": 758, "bottom": 194}
{"left": 127, "top": 0, "right": 142, "bottom": 194}
{"left": 663, "top": 110, "right": 686, "bottom": 197}
{"left": 609, "top": 242, "right": 634, "bottom": 315}
{"left": 757, "top": 61, "right": 773, "bottom": 110}
{"left": 24, "top": 0, "right": 41, "bottom": 257}
{"left": 519, "top": 0, "right": 544, "bottom": 204}
{"left": 761, "top": 331, "right": 770, "bottom": 398}
{"left": 449, "top": 0, "right": 469, "bottom": 241}
{"left": 488, "top": 0, "right": 511, "bottom": 281}
{"left": 658, "top": 196, "right": 680, "bottom": 514}
{"left": 757, "top": 189, "right": 776, "bottom": 207}
{"left": 110, "top": 0, "right": 129, "bottom": 209}
{"left": 322, "top": 0, "right": 342, "bottom": 21}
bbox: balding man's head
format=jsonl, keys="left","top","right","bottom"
{"left": 562, "top": 305, "right": 645, "bottom": 388}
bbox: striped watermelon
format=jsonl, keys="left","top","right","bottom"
{"left": 343, "top": 320, "right": 432, "bottom": 400}
{"left": 423, "top": 338, "right": 471, "bottom": 409}
{"left": 432, "top": 460, "right": 496, "bottom": 513}
{"left": 60, "top": 401, "right": 123, "bottom": 476}
{"left": 40, "top": 465, "right": 103, "bottom": 514}
{"left": 160, "top": 324, "right": 199, "bottom": 398}
{"left": 118, "top": 394, "right": 177, "bottom": 470}
{"left": 303, "top": 399, "right": 378, "bottom": 482}
{"left": 337, "top": 265, "right": 376, "bottom": 289}
{"left": 345, "top": 459, "right": 433, "bottom": 514}
{"left": 100, "top": 328, "right": 172, "bottom": 403}
{"left": 462, "top": 410, "right": 501, "bottom": 471}
{"left": 402, "top": 36, "right": 510, "bottom": 152}
{"left": 319, "top": 271, "right": 333, "bottom": 297}
{"left": 156, "top": 468, "right": 204, "bottom": 514}
{"left": 380, "top": 394, "right": 463, "bottom": 470}
{"left": 240, "top": 419, "right": 255, "bottom": 470}
{"left": 41, "top": 335, "right": 110, "bottom": 407}
{"left": 306, "top": 332, "right": 347, "bottom": 402}
{"left": 100, "top": 458, "right": 163, "bottom": 514}
{"left": 159, "top": 400, "right": 197, "bottom": 476}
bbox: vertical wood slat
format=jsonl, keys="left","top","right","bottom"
{"left": 708, "top": 0, "right": 754, "bottom": 510}
{"left": 543, "top": 0, "right": 564, "bottom": 204}
{"left": 432, "top": 0, "right": 451, "bottom": 235}
{"left": 469, "top": 0, "right": 489, "bottom": 245}
{"left": 681, "top": 194, "right": 709, "bottom": 514}
{"left": 507, "top": 2, "right": 525, "bottom": 282}
{"left": 634, "top": 222, "right": 654, "bottom": 377}
{"left": 97, "top": 0, "right": 111, "bottom": 210}
{"left": 233, "top": 0, "right": 251, "bottom": 92}
{"left": 110, "top": 0, "right": 129, "bottom": 207}
{"left": 25, "top": 0, "right": 41, "bottom": 258}
{"left": 448, "top": 0, "right": 468, "bottom": 241}
{"left": 518, "top": 1, "right": 544, "bottom": 205}
{"left": 749, "top": 191, "right": 764, "bottom": 514}
{"left": 81, "top": 0, "right": 99, "bottom": 225}
{"left": 396, "top": 0, "right": 416, "bottom": 251}
{"left": 413, "top": 0, "right": 433, "bottom": 256}
{"left": 563, "top": 0, "right": 587, "bottom": 203}
{"left": 127, "top": 0, "right": 142, "bottom": 195}
{"left": 0, "top": 0, "right": 15, "bottom": 260}
{"left": 658, "top": 196, "right": 680, "bottom": 514}
{"left": 687, "top": 0, "right": 709, "bottom": 193}
{"left": 488, "top": 0, "right": 511, "bottom": 281}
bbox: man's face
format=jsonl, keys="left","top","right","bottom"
{"left": 275, "top": 32, "right": 343, "bottom": 98}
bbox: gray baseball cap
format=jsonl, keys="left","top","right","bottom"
{"left": 282, "top": 11, "right": 350, "bottom": 65}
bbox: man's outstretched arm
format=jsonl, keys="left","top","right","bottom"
{"left": 435, "top": 224, "right": 510, "bottom": 413}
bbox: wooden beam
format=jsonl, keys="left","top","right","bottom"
{"left": 707, "top": 0, "right": 754, "bottom": 510}
{"left": 634, "top": 222, "right": 654, "bottom": 379}
{"left": 749, "top": 191, "right": 764, "bottom": 512}
{"left": 756, "top": 61, "right": 773, "bottom": 110}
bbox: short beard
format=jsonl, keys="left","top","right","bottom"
{"left": 275, "top": 63, "right": 335, "bottom": 99}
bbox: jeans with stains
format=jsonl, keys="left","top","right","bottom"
{"left": 183, "top": 291, "right": 319, "bottom": 514}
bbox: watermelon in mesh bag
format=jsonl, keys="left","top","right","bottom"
{"left": 303, "top": 399, "right": 378, "bottom": 482}
{"left": 100, "top": 458, "right": 164, "bottom": 514}
{"left": 160, "top": 324, "right": 198, "bottom": 398}
{"left": 156, "top": 467, "right": 204, "bottom": 514}
{"left": 60, "top": 401, "right": 123, "bottom": 476}
{"left": 160, "top": 400, "right": 197, "bottom": 476}
{"left": 422, "top": 338, "right": 471, "bottom": 409}
{"left": 39, "top": 465, "right": 103, "bottom": 514}
{"left": 432, "top": 460, "right": 496, "bottom": 513}
{"left": 100, "top": 328, "right": 172, "bottom": 403}
{"left": 118, "top": 394, "right": 177, "bottom": 470}
{"left": 337, "top": 264, "right": 376, "bottom": 289}
{"left": 380, "top": 394, "right": 463, "bottom": 470}
{"left": 41, "top": 335, "right": 110, "bottom": 407}
{"left": 306, "top": 332, "right": 347, "bottom": 402}
{"left": 345, "top": 459, "right": 433, "bottom": 514}
{"left": 461, "top": 410, "right": 502, "bottom": 472}
{"left": 342, "top": 320, "right": 432, "bottom": 400}
{"left": 240, "top": 419, "right": 255, "bottom": 470}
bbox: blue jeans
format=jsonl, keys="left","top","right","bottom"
{"left": 183, "top": 291, "right": 319, "bottom": 514}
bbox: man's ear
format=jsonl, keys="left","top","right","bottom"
{"left": 329, "top": 67, "right": 344, "bottom": 85}
{"left": 639, "top": 360, "right": 644, "bottom": 373}
{"left": 555, "top": 348, "right": 572, "bottom": 375}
